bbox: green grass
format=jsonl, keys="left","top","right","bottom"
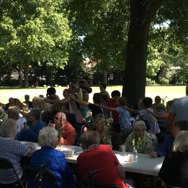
{"left": 0, "top": 85, "right": 186, "bottom": 104}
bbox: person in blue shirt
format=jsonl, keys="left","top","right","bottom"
{"left": 150, "top": 120, "right": 188, "bottom": 157}
{"left": 16, "top": 109, "right": 45, "bottom": 142}
{"left": 28, "top": 126, "right": 75, "bottom": 188}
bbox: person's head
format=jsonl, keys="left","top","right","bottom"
{"left": 82, "top": 89, "right": 89, "bottom": 102}
{"left": 38, "top": 127, "right": 59, "bottom": 148}
{"left": 142, "top": 97, "right": 153, "bottom": 108}
{"left": 154, "top": 96, "right": 161, "bottom": 104}
{"left": 9, "top": 98, "right": 24, "bottom": 109}
{"left": 25, "top": 95, "right": 30, "bottom": 102}
{"left": 54, "top": 111, "right": 67, "bottom": 128}
{"left": 0, "top": 119, "right": 17, "bottom": 138}
{"left": 173, "top": 131, "right": 188, "bottom": 152}
{"left": 47, "top": 87, "right": 56, "bottom": 97}
{"left": 170, "top": 120, "right": 188, "bottom": 137}
{"left": 133, "top": 120, "right": 146, "bottom": 138}
{"left": 32, "top": 97, "right": 48, "bottom": 111}
{"left": 93, "top": 93, "right": 103, "bottom": 104}
{"left": 78, "top": 79, "right": 92, "bottom": 93}
{"left": 8, "top": 97, "right": 13, "bottom": 103}
{"left": 80, "top": 130, "right": 101, "bottom": 150}
{"left": 94, "top": 114, "right": 106, "bottom": 133}
{"left": 118, "top": 97, "right": 127, "bottom": 106}
{"left": 111, "top": 90, "right": 121, "bottom": 99}
{"left": 99, "top": 83, "right": 106, "bottom": 92}
{"left": 63, "top": 89, "right": 70, "bottom": 99}
{"left": 29, "top": 108, "right": 41, "bottom": 123}
{"left": 7, "top": 106, "right": 19, "bottom": 120}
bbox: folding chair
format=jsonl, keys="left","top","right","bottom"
{"left": 0, "top": 157, "right": 25, "bottom": 188}
{"left": 25, "top": 165, "right": 57, "bottom": 188}
{"left": 78, "top": 170, "right": 119, "bottom": 188}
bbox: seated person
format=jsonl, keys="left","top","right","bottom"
{"left": 16, "top": 109, "right": 45, "bottom": 142}
{"left": 150, "top": 120, "right": 188, "bottom": 158}
{"left": 93, "top": 114, "right": 111, "bottom": 145}
{"left": 0, "top": 119, "right": 32, "bottom": 185}
{"left": 159, "top": 131, "right": 188, "bottom": 187}
{"left": 28, "top": 126, "right": 75, "bottom": 188}
{"left": 77, "top": 130, "right": 132, "bottom": 188}
{"left": 8, "top": 106, "right": 26, "bottom": 134}
{"left": 125, "top": 120, "right": 155, "bottom": 154}
{"left": 52, "top": 111, "right": 76, "bottom": 145}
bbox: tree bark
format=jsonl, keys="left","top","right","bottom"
{"left": 122, "top": 0, "right": 163, "bottom": 107}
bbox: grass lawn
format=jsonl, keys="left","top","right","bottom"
{"left": 0, "top": 85, "right": 186, "bottom": 104}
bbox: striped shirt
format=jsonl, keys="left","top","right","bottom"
{"left": 0, "top": 137, "right": 29, "bottom": 184}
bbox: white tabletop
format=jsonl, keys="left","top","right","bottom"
{"left": 65, "top": 150, "right": 164, "bottom": 176}
{"left": 20, "top": 142, "right": 164, "bottom": 176}
{"left": 115, "top": 151, "right": 164, "bottom": 176}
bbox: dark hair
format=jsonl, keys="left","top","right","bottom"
{"left": 155, "top": 96, "right": 161, "bottom": 102}
{"left": 47, "top": 87, "right": 56, "bottom": 96}
{"left": 119, "top": 97, "right": 127, "bottom": 106}
{"left": 30, "top": 108, "right": 41, "bottom": 120}
{"left": 100, "top": 83, "right": 106, "bottom": 89}
{"left": 111, "top": 90, "right": 121, "bottom": 98}
{"left": 142, "top": 97, "right": 153, "bottom": 108}
{"left": 93, "top": 93, "right": 102, "bottom": 104}
{"left": 175, "top": 121, "right": 188, "bottom": 131}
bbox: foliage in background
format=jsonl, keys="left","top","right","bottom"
{"left": 0, "top": 0, "right": 72, "bottom": 85}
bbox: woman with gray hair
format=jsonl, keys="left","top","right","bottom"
{"left": 159, "top": 131, "right": 188, "bottom": 187}
{"left": 0, "top": 119, "right": 31, "bottom": 185}
{"left": 28, "top": 126, "right": 75, "bottom": 188}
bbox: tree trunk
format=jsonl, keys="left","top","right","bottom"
{"left": 122, "top": 0, "right": 163, "bottom": 107}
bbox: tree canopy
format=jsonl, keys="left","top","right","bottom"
{"left": 0, "top": 0, "right": 72, "bottom": 85}
{"left": 0, "top": 0, "right": 188, "bottom": 105}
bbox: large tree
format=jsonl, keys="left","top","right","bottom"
{"left": 122, "top": 0, "right": 163, "bottom": 107}
{"left": 0, "top": 0, "right": 72, "bottom": 86}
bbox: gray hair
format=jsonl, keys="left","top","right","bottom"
{"left": 173, "top": 131, "right": 188, "bottom": 152}
{"left": 38, "top": 127, "right": 59, "bottom": 148}
{"left": 0, "top": 118, "right": 17, "bottom": 138}
{"left": 80, "top": 130, "right": 101, "bottom": 150}
{"left": 134, "top": 120, "right": 146, "bottom": 130}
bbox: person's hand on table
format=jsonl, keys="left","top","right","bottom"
{"left": 149, "top": 151, "right": 158, "bottom": 158}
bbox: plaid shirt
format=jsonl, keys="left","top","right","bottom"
{"left": 0, "top": 137, "right": 29, "bottom": 184}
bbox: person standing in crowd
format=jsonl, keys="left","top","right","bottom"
{"left": 45, "top": 87, "right": 60, "bottom": 104}
{"left": 99, "top": 83, "right": 110, "bottom": 100}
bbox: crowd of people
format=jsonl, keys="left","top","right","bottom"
{"left": 0, "top": 80, "right": 188, "bottom": 188}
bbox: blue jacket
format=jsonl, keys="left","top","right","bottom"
{"left": 28, "top": 146, "right": 75, "bottom": 188}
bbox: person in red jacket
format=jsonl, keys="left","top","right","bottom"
{"left": 52, "top": 111, "right": 76, "bottom": 145}
{"left": 77, "top": 130, "right": 132, "bottom": 188}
